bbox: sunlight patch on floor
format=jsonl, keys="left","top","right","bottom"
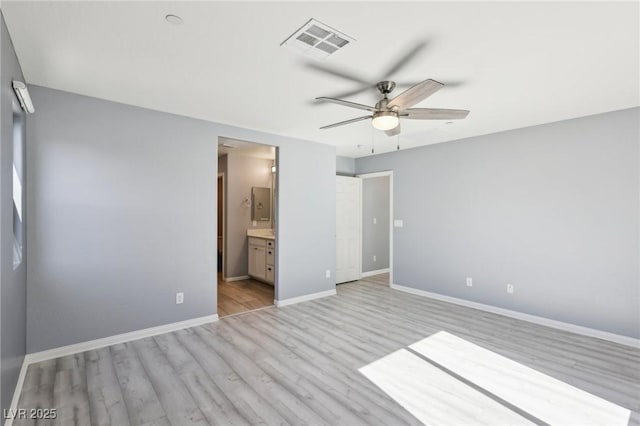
{"left": 360, "top": 331, "right": 631, "bottom": 426}
{"left": 360, "top": 348, "right": 533, "bottom": 425}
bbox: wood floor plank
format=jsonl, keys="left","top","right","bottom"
{"left": 195, "top": 325, "right": 329, "bottom": 425}
{"left": 110, "top": 343, "right": 169, "bottom": 426}
{"left": 152, "top": 332, "right": 250, "bottom": 426}
{"left": 215, "top": 317, "right": 370, "bottom": 425}
{"left": 231, "top": 312, "right": 421, "bottom": 425}
{"left": 340, "top": 280, "right": 640, "bottom": 410}
{"left": 131, "top": 337, "right": 209, "bottom": 426}
{"left": 14, "top": 274, "right": 640, "bottom": 425}
{"left": 85, "top": 348, "right": 130, "bottom": 426}
{"left": 218, "top": 277, "right": 274, "bottom": 318}
{"left": 52, "top": 354, "right": 91, "bottom": 426}
{"left": 14, "top": 360, "right": 57, "bottom": 426}
{"left": 174, "top": 327, "right": 289, "bottom": 425}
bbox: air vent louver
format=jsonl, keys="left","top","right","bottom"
{"left": 281, "top": 18, "right": 354, "bottom": 60}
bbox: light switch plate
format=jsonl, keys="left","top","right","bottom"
{"left": 394, "top": 219, "right": 404, "bottom": 228}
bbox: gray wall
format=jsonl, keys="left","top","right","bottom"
{"left": 27, "top": 85, "right": 336, "bottom": 353}
{"left": 0, "top": 11, "right": 26, "bottom": 413}
{"left": 336, "top": 156, "right": 355, "bottom": 176}
{"left": 356, "top": 108, "right": 640, "bottom": 339}
{"left": 362, "top": 176, "right": 390, "bottom": 273}
{"left": 224, "top": 153, "right": 273, "bottom": 278}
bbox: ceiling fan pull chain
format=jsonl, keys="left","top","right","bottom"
{"left": 371, "top": 125, "right": 375, "bottom": 154}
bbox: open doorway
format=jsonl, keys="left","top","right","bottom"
{"left": 358, "top": 171, "right": 393, "bottom": 286}
{"left": 217, "top": 137, "right": 277, "bottom": 317}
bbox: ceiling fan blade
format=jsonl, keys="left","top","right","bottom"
{"left": 382, "top": 41, "right": 428, "bottom": 79}
{"left": 320, "top": 115, "right": 371, "bottom": 129}
{"left": 396, "top": 79, "right": 464, "bottom": 89}
{"left": 387, "top": 79, "right": 444, "bottom": 110}
{"left": 385, "top": 123, "right": 401, "bottom": 137}
{"left": 326, "top": 85, "right": 376, "bottom": 100}
{"left": 316, "top": 97, "right": 376, "bottom": 112}
{"left": 404, "top": 108, "right": 470, "bottom": 120}
{"left": 305, "top": 62, "right": 370, "bottom": 85}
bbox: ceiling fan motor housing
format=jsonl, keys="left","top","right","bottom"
{"left": 375, "top": 98, "right": 390, "bottom": 110}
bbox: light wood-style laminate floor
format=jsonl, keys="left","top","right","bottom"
{"left": 217, "top": 275, "right": 274, "bottom": 317}
{"left": 13, "top": 275, "right": 640, "bottom": 426}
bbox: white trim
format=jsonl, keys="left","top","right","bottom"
{"left": 275, "top": 289, "right": 337, "bottom": 307}
{"left": 5, "top": 359, "right": 29, "bottom": 426}
{"left": 361, "top": 268, "right": 390, "bottom": 278}
{"left": 224, "top": 275, "right": 250, "bottom": 282}
{"left": 356, "top": 171, "right": 392, "bottom": 179}
{"left": 358, "top": 177, "right": 362, "bottom": 282}
{"left": 357, "top": 170, "right": 393, "bottom": 287}
{"left": 391, "top": 284, "right": 640, "bottom": 348}
{"left": 24, "top": 314, "right": 219, "bottom": 364}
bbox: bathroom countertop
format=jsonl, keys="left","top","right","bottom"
{"left": 247, "top": 229, "right": 275, "bottom": 240}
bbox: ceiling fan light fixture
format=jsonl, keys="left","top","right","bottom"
{"left": 372, "top": 111, "right": 399, "bottom": 131}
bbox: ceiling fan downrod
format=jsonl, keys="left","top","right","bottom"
{"left": 376, "top": 81, "right": 396, "bottom": 97}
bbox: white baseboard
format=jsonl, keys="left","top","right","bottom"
{"left": 276, "top": 288, "right": 337, "bottom": 307}
{"left": 361, "top": 268, "right": 390, "bottom": 278}
{"left": 391, "top": 284, "right": 640, "bottom": 348}
{"left": 224, "top": 275, "right": 250, "bottom": 282}
{"left": 6, "top": 313, "right": 219, "bottom": 426}
{"left": 25, "top": 314, "right": 219, "bottom": 364}
{"left": 5, "top": 359, "right": 29, "bottom": 426}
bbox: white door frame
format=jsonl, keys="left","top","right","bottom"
{"left": 356, "top": 171, "right": 393, "bottom": 287}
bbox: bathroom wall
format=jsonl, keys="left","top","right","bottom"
{"left": 224, "top": 153, "right": 274, "bottom": 279}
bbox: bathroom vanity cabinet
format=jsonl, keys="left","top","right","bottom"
{"left": 248, "top": 236, "right": 275, "bottom": 285}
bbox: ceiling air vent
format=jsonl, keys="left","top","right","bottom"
{"left": 281, "top": 18, "right": 354, "bottom": 60}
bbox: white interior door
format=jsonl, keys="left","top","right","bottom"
{"left": 336, "top": 176, "right": 361, "bottom": 284}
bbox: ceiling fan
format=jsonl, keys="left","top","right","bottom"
{"left": 316, "top": 79, "right": 469, "bottom": 136}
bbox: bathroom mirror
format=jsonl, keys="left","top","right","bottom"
{"left": 251, "top": 187, "right": 271, "bottom": 221}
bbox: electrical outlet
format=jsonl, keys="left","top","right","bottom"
{"left": 507, "top": 284, "right": 514, "bottom": 294}
{"left": 176, "top": 292, "right": 184, "bottom": 304}
{"left": 325, "top": 269, "right": 331, "bottom": 278}
{"left": 373, "top": 217, "right": 377, "bottom": 224}
{"left": 373, "top": 255, "right": 377, "bottom": 262}
{"left": 252, "top": 220, "right": 257, "bottom": 227}
{"left": 466, "top": 277, "right": 473, "bottom": 287}
{"left": 394, "top": 219, "right": 404, "bottom": 228}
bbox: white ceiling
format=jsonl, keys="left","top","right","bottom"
{"left": 2, "top": 1, "right": 638, "bottom": 158}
